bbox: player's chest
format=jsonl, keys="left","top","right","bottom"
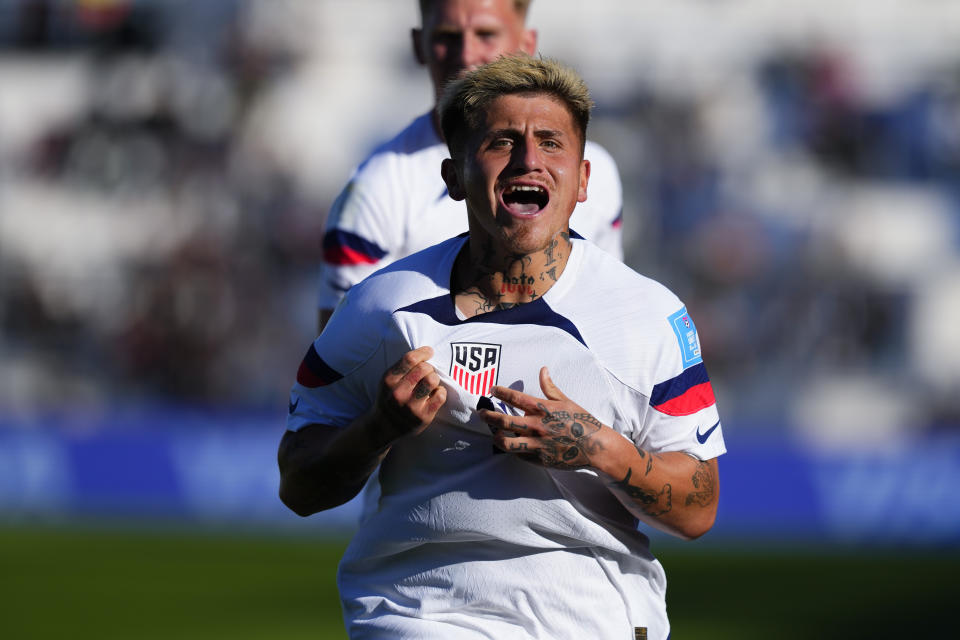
{"left": 398, "top": 315, "right": 619, "bottom": 429}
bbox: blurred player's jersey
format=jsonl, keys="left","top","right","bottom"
{"left": 290, "top": 237, "right": 723, "bottom": 640}
{"left": 317, "top": 112, "right": 624, "bottom": 310}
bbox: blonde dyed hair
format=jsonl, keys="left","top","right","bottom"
{"left": 438, "top": 54, "right": 593, "bottom": 157}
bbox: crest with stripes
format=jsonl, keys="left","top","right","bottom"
{"left": 450, "top": 342, "right": 501, "bottom": 396}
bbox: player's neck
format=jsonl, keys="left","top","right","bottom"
{"left": 451, "top": 232, "right": 572, "bottom": 318}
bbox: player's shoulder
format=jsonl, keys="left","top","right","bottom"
{"left": 342, "top": 112, "right": 446, "bottom": 202}
{"left": 578, "top": 241, "right": 681, "bottom": 314}
{"left": 560, "top": 242, "right": 690, "bottom": 378}
{"left": 341, "top": 236, "right": 463, "bottom": 313}
{"left": 355, "top": 113, "right": 443, "bottom": 173}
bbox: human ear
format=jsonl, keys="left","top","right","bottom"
{"left": 411, "top": 28, "right": 427, "bottom": 65}
{"left": 577, "top": 159, "right": 590, "bottom": 203}
{"left": 521, "top": 29, "right": 537, "bottom": 56}
{"left": 441, "top": 158, "right": 466, "bottom": 201}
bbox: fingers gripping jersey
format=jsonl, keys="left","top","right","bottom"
{"left": 317, "top": 112, "right": 624, "bottom": 310}
{"left": 291, "top": 237, "right": 723, "bottom": 640}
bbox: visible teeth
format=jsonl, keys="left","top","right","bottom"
{"left": 506, "top": 185, "right": 545, "bottom": 193}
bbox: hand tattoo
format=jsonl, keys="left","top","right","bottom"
{"left": 413, "top": 380, "right": 431, "bottom": 399}
{"left": 533, "top": 403, "right": 603, "bottom": 470}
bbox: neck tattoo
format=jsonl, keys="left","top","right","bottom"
{"left": 454, "top": 232, "right": 571, "bottom": 317}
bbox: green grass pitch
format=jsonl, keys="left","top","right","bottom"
{"left": 0, "top": 525, "right": 954, "bottom": 639}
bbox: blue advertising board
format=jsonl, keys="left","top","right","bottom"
{"left": 2, "top": 409, "right": 959, "bottom": 544}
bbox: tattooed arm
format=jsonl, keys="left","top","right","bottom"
{"left": 278, "top": 346, "right": 446, "bottom": 516}
{"left": 604, "top": 450, "right": 719, "bottom": 540}
{"left": 477, "top": 367, "right": 719, "bottom": 540}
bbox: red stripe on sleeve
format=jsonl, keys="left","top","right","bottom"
{"left": 323, "top": 246, "right": 382, "bottom": 266}
{"left": 653, "top": 381, "right": 716, "bottom": 416}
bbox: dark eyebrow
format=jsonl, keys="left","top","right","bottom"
{"left": 534, "top": 129, "right": 566, "bottom": 140}
{"left": 430, "top": 25, "right": 464, "bottom": 37}
{"left": 484, "top": 128, "right": 568, "bottom": 140}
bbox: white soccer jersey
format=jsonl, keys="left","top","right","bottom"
{"left": 317, "top": 112, "right": 624, "bottom": 310}
{"left": 289, "top": 237, "right": 724, "bottom": 640}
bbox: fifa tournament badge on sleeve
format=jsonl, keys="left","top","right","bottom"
{"left": 668, "top": 307, "right": 703, "bottom": 368}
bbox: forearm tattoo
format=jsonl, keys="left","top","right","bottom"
{"left": 609, "top": 467, "right": 673, "bottom": 517}
{"left": 634, "top": 447, "right": 656, "bottom": 476}
{"left": 685, "top": 460, "right": 716, "bottom": 507}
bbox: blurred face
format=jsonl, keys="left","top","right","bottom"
{"left": 442, "top": 93, "right": 590, "bottom": 256}
{"left": 414, "top": 0, "right": 537, "bottom": 104}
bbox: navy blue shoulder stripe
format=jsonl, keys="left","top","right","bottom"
{"left": 296, "top": 344, "right": 344, "bottom": 388}
{"left": 322, "top": 229, "right": 388, "bottom": 265}
{"left": 650, "top": 362, "right": 709, "bottom": 406}
{"left": 397, "top": 295, "right": 586, "bottom": 346}
{"left": 648, "top": 362, "right": 716, "bottom": 416}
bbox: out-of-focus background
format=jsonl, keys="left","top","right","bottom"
{"left": 1, "top": 0, "right": 958, "bottom": 638}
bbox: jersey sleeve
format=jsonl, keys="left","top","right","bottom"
{"left": 317, "top": 158, "right": 406, "bottom": 310}
{"left": 289, "top": 285, "right": 408, "bottom": 432}
{"left": 635, "top": 305, "right": 726, "bottom": 460}
{"left": 573, "top": 141, "right": 624, "bottom": 260}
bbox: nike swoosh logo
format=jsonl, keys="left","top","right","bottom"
{"left": 288, "top": 398, "right": 299, "bottom": 414}
{"left": 696, "top": 420, "right": 720, "bottom": 444}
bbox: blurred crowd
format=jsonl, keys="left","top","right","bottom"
{"left": 1, "top": 0, "right": 959, "bottom": 446}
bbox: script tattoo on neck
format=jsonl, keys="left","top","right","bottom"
{"left": 541, "top": 266, "right": 559, "bottom": 284}
{"left": 609, "top": 467, "right": 673, "bottom": 517}
{"left": 522, "top": 402, "right": 604, "bottom": 470}
{"left": 458, "top": 232, "right": 571, "bottom": 315}
{"left": 463, "top": 253, "right": 542, "bottom": 314}
{"left": 685, "top": 460, "right": 716, "bottom": 507}
{"left": 498, "top": 254, "right": 537, "bottom": 297}
{"left": 543, "top": 237, "right": 560, "bottom": 266}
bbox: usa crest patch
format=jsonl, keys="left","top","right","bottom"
{"left": 450, "top": 342, "right": 501, "bottom": 395}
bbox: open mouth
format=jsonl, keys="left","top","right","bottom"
{"left": 502, "top": 184, "right": 549, "bottom": 216}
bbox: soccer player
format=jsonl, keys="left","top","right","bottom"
{"left": 279, "top": 54, "right": 724, "bottom": 639}
{"left": 316, "top": 0, "right": 623, "bottom": 332}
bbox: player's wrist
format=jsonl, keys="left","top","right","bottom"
{"left": 589, "top": 426, "right": 637, "bottom": 480}
{"left": 357, "top": 408, "right": 402, "bottom": 452}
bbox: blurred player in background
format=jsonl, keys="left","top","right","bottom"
{"left": 316, "top": 0, "right": 623, "bottom": 332}
{"left": 280, "top": 54, "right": 722, "bottom": 640}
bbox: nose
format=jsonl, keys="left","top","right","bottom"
{"left": 459, "top": 32, "right": 487, "bottom": 72}
{"left": 513, "top": 138, "right": 543, "bottom": 172}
